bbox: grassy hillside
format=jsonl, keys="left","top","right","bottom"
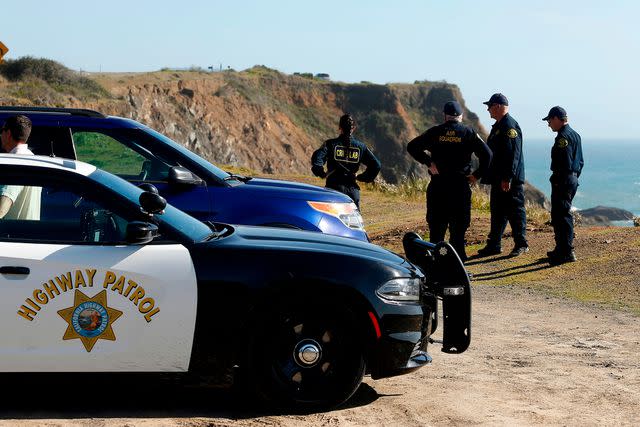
{"left": 0, "top": 58, "right": 489, "bottom": 185}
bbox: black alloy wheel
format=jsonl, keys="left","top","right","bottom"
{"left": 250, "top": 301, "right": 366, "bottom": 409}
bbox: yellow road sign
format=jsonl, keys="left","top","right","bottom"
{"left": 0, "top": 42, "right": 8, "bottom": 63}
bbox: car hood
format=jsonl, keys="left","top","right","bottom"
{"left": 240, "top": 178, "right": 351, "bottom": 202}
{"left": 213, "top": 224, "right": 409, "bottom": 267}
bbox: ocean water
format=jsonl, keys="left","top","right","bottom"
{"left": 523, "top": 139, "right": 640, "bottom": 218}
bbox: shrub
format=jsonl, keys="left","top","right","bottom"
{"left": 525, "top": 201, "right": 551, "bottom": 226}
{"left": 471, "top": 186, "right": 490, "bottom": 210}
{"left": 0, "top": 56, "right": 109, "bottom": 99}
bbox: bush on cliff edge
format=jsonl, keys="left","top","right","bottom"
{"left": 0, "top": 56, "right": 109, "bottom": 100}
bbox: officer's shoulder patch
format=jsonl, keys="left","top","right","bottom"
{"left": 556, "top": 137, "right": 569, "bottom": 148}
{"left": 507, "top": 128, "right": 518, "bottom": 138}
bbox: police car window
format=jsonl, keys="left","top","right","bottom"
{"left": 72, "top": 130, "right": 170, "bottom": 183}
{"left": 0, "top": 182, "right": 129, "bottom": 244}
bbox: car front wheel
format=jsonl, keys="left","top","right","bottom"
{"left": 250, "top": 301, "right": 366, "bottom": 409}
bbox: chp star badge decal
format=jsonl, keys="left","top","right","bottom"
{"left": 57, "top": 289, "right": 123, "bottom": 352}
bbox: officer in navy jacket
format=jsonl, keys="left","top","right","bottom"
{"left": 311, "top": 114, "right": 381, "bottom": 208}
{"left": 407, "top": 101, "right": 492, "bottom": 261}
{"left": 478, "top": 93, "right": 529, "bottom": 257}
{"left": 544, "top": 106, "right": 584, "bottom": 265}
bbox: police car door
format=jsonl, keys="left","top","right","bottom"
{"left": 0, "top": 174, "right": 197, "bottom": 372}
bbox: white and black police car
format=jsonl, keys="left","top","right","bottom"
{"left": 0, "top": 154, "right": 471, "bottom": 408}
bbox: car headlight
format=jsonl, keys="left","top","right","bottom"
{"left": 376, "top": 278, "right": 421, "bottom": 302}
{"left": 308, "top": 201, "right": 365, "bottom": 231}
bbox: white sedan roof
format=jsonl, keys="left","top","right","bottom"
{"left": 0, "top": 154, "right": 96, "bottom": 176}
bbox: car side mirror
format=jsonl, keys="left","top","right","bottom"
{"left": 169, "top": 166, "right": 204, "bottom": 186}
{"left": 139, "top": 191, "right": 167, "bottom": 215}
{"left": 126, "top": 221, "right": 159, "bottom": 245}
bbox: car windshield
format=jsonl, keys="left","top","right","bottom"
{"left": 139, "top": 125, "right": 244, "bottom": 183}
{"left": 89, "top": 169, "right": 214, "bottom": 242}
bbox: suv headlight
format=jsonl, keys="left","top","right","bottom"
{"left": 308, "top": 201, "right": 365, "bottom": 231}
{"left": 376, "top": 278, "right": 421, "bottom": 302}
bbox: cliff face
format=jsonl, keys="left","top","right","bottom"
{"left": 59, "top": 67, "right": 487, "bottom": 184}
{"left": 0, "top": 65, "right": 554, "bottom": 207}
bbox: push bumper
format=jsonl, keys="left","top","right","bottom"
{"left": 402, "top": 232, "right": 472, "bottom": 354}
{"left": 368, "top": 233, "right": 472, "bottom": 379}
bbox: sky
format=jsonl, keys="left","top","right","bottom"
{"left": 3, "top": 0, "right": 639, "bottom": 139}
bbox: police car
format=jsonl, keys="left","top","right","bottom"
{"left": 0, "top": 155, "right": 471, "bottom": 408}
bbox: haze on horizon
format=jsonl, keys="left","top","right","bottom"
{"left": 2, "top": 0, "right": 638, "bottom": 139}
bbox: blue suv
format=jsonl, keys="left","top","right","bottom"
{"left": 0, "top": 107, "right": 368, "bottom": 241}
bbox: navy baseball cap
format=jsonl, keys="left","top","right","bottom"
{"left": 443, "top": 101, "right": 463, "bottom": 116}
{"left": 542, "top": 106, "right": 567, "bottom": 121}
{"left": 483, "top": 93, "right": 509, "bottom": 106}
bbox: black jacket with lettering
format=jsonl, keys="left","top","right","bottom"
{"left": 483, "top": 113, "right": 525, "bottom": 184}
{"left": 551, "top": 124, "right": 583, "bottom": 183}
{"left": 407, "top": 120, "right": 492, "bottom": 179}
{"left": 311, "top": 135, "right": 381, "bottom": 188}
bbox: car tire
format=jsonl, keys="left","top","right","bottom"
{"left": 249, "top": 300, "right": 366, "bottom": 409}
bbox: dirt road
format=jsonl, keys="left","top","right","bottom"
{"left": 2, "top": 224, "right": 639, "bottom": 426}
{"left": 2, "top": 282, "right": 638, "bottom": 426}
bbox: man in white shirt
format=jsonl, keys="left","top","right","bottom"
{"left": 0, "top": 115, "right": 41, "bottom": 220}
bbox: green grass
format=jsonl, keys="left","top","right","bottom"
{"left": 74, "top": 132, "right": 147, "bottom": 175}
{"left": 362, "top": 178, "right": 428, "bottom": 200}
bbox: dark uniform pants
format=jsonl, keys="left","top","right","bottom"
{"left": 426, "top": 176, "right": 471, "bottom": 260}
{"left": 551, "top": 175, "right": 578, "bottom": 254}
{"left": 487, "top": 182, "right": 528, "bottom": 248}
{"left": 327, "top": 183, "right": 360, "bottom": 208}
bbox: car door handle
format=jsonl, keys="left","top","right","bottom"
{"left": 0, "top": 266, "right": 30, "bottom": 275}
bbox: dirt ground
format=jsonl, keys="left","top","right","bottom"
{"left": 2, "top": 227, "right": 639, "bottom": 426}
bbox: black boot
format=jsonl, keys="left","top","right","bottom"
{"left": 477, "top": 244, "right": 502, "bottom": 257}
{"left": 548, "top": 250, "right": 577, "bottom": 265}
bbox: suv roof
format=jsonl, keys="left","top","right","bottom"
{"left": 0, "top": 106, "right": 107, "bottom": 118}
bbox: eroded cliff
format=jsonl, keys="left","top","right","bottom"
{"left": 1, "top": 65, "right": 487, "bottom": 184}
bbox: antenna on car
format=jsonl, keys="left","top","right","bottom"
{"left": 50, "top": 140, "right": 56, "bottom": 158}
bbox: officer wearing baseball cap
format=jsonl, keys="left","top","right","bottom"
{"left": 407, "top": 100, "right": 492, "bottom": 261}
{"left": 544, "top": 106, "right": 584, "bottom": 265}
{"left": 477, "top": 93, "right": 529, "bottom": 257}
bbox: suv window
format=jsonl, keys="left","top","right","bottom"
{"left": 24, "top": 126, "right": 76, "bottom": 159}
{"left": 72, "top": 129, "right": 171, "bottom": 183}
